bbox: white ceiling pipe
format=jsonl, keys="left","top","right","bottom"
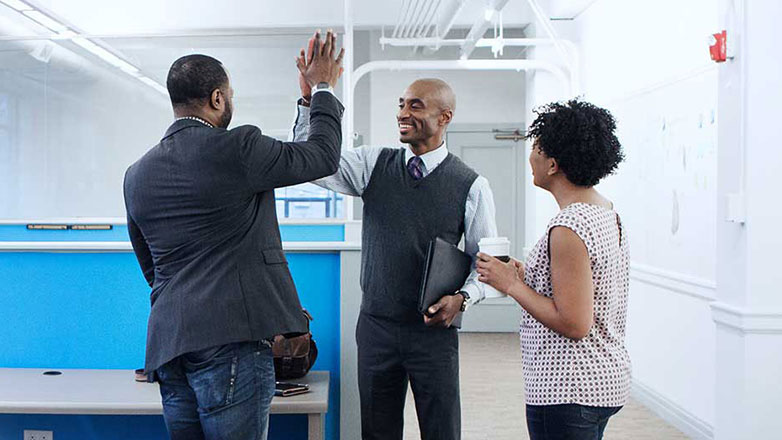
{"left": 460, "top": 0, "right": 510, "bottom": 59}
{"left": 351, "top": 59, "right": 570, "bottom": 93}
{"left": 524, "top": 0, "right": 573, "bottom": 72}
{"left": 395, "top": 0, "right": 416, "bottom": 39}
{"left": 344, "top": 59, "right": 574, "bottom": 174}
{"left": 408, "top": 0, "right": 431, "bottom": 38}
{"left": 420, "top": 0, "right": 442, "bottom": 38}
{"left": 414, "top": 0, "right": 440, "bottom": 38}
{"left": 402, "top": 0, "right": 427, "bottom": 38}
{"left": 382, "top": 0, "right": 466, "bottom": 51}
{"left": 379, "top": 36, "right": 462, "bottom": 47}
{"left": 380, "top": 36, "right": 575, "bottom": 51}
{"left": 435, "top": 0, "right": 468, "bottom": 41}
{"left": 375, "top": 36, "right": 581, "bottom": 94}
{"left": 392, "top": 0, "right": 415, "bottom": 38}
{"left": 478, "top": 37, "right": 580, "bottom": 93}
{"left": 395, "top": 0, "right": 420, "bottom": 39}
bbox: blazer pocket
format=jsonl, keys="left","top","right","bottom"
{"left": 262, "top": 249, "right": 287, "bottom": 265}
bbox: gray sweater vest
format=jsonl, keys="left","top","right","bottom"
{"left": 360, "top": 147, "right": 479, "bottom": 321}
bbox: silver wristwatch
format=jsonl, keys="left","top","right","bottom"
{"left": 457, "top": 290, "right": 470, "bottom": 312}
{"left": 313, "top": 81, "right": 333, "bottom": 94}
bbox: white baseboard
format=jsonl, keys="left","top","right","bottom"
{"left": 632, "top": 379, "right": 713, "bottom": 440}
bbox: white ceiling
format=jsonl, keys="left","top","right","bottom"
{"left": 9, "top": 0, "right": 604, "bottom": 38}
{"left": 30, "top": 0, "right": 537, "bottom": 35}
{"left": 0, "top": 0, "right": 599, "bottom": 133}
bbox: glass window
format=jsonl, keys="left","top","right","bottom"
{"left": 275, "top": 183, "right": 344, "bottom": 219}
{"left": 0, "top": 24, "right": 344, "bottom": 220}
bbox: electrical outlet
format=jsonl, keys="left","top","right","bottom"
{"left": 23, "top": 430, "right": 53, "bottom": 440}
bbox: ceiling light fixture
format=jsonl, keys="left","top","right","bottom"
{"left": 72, "top": 37, "right": 139, "bottom": 75}
{"left": 4, "top": 2, "right": 166, "bottom": 97}
{"left": 138, "top": 76, "right": 168, "bottom": 96}
{"left": 0, "top": 0, "right": 32, "bottom": 11}
{"left": 22, "top": 10, "right": 68, "bottom": 32}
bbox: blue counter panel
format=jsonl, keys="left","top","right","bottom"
{"left": 0, "top": 253, "right": 149, "bottom": 369}
{"left": 0, "top": 413, "right": 309, "bottom": 439}
{"left": 0, "top": 249, "right": 340, "bottom": 440}
{"left": 280, "top": 224, "right": 345, "bottom": 242}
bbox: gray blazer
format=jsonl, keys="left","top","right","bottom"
{"left": 123, "top": 92, "right": 343, "bottom": 372}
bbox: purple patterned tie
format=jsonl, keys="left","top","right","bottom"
{"left": 407, "top": 156, "right": 424, "bottom": 180}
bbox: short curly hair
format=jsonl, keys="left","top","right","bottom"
{"left": 526, "top": 99, "right": 624, "bottom": 187}
{"left": 167, "top": 54, "right": 228, "bottom": 108}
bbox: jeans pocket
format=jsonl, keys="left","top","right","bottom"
{"left": 185, "top": 346, "right": 240, "bottom": 414}
{"left": 579, "top": 405, "right": 604, "bottom": 424}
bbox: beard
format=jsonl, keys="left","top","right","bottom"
{"left": 218, "top": 99, "right": 233, "bottom": 129}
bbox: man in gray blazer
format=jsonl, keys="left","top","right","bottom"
{"left": 123, "top": 31, "right": 344, "bottom": 440}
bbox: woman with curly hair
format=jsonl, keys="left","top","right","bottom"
{"left": 477, "top": 99, "right": 630, "bottom": 440}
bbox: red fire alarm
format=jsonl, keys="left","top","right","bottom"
{"left": 709, "top": 30, "right": 727, "bottom": 62}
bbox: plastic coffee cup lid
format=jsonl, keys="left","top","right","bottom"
{"left": 479, "top": 237, "right": 510, "bottom": 246}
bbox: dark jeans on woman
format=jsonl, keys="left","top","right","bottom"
{"left": 526, "top": 404, "right": 622, "bottom": 440}
{"left": 156, "top": 340, "right": 276, "bottom": 440}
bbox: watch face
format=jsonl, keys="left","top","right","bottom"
{"left": 316, "top": 82, "right": 330, "bottom": 90}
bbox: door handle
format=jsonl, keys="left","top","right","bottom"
{"left": 493, "top": 129, "right": 525, "bottom": 142}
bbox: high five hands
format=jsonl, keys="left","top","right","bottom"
{"left": 296, "top": 29, "right": 345, "bottom": 102}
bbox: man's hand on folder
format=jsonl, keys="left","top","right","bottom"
{"left": 423, "top": 293, "right": 463, "bottom": 328}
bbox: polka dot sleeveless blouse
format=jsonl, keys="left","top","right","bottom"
{"left": 521, "top": 202, "right": 631, "bottom": 407}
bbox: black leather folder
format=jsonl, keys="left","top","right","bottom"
{"left": 418, "top": 237, "right": 473, "bottom": 329}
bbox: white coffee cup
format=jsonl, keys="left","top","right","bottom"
{"left": 478, "top": 237, "right": 511, "bottom": 298}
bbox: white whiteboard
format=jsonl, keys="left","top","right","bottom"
{"left": 603, "top": 68, "right": 718, "bottom": 282}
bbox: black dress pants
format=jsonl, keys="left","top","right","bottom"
{"left": 356, "top": 311, "right": 461, "bottom": 440}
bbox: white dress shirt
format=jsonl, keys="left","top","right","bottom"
{"left": 290, "top": 103, "right": 499, "bottom": 306}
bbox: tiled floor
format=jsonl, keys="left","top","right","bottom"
{"left": 401, "top": 332, "right": 690, "bottom": 440}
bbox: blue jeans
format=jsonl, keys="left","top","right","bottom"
{"left": 156, "top": 340, "right": 276, "bottom": 440}
{"left": 526, "top": 404, "right": 622, "bottom": 440}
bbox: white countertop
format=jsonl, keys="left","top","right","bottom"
{"left": 0, "top": 368, "right": 329, "bottom": 415}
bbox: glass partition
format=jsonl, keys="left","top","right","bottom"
{"left": 0, "top": 26, "right": 345, "bottom": 220}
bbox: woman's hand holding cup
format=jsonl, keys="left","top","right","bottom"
{"left": 477, "top": 237, "right": 513, "bottom": 297}
{"left": 476, "top": 252, "right": 523, "bottom": 295}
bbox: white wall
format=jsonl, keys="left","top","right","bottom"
{"left": 528, "top": 0, "right": 720, "bottom": 437}
{"left": 359, "top": 31, "right": 527, "bottom": 147}
{"left": 712, "top": 0, "right": 782, "bottom": 438}
{"left": 368, "top": 69, "right": 527, "bottom": 146}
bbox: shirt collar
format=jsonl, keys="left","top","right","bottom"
{"left": 404, "top": 141, "right": 449, "bottom": 172}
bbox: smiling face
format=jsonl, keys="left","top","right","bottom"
{"left": 397, "top": 79, "right": 454, "bottom": 147}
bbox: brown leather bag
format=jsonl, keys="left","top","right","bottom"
{"left": 272, "top": 309, "right": 318, "bottom": 379}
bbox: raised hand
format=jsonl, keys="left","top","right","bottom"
{"left": 296, "top": 29, "right": 345, "bottom": 91}
{"left": 297, "top": 35, "right": 316, "bottom": 101}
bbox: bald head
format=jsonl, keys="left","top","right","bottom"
{"left": 408, "top": 78, "right": 456, "bottom": 113}
{"left": 397, "top": 78, "right": 456, "bottom": 151}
